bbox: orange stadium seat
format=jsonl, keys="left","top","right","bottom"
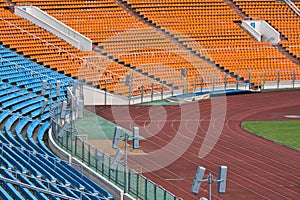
{"left": 11, "top": 0, "right": 236, "bottom": 92}
{"left": 122, "top": 0, "right": 300, "bottom": 86}
{"left": 0, "top": 7, "right": 169, "bottom": 96}
{"left": 7, "top": 0, "right": 300, "bottom": 89}
{"left": 234, "top": 0, "right": 300, "bottom": 59}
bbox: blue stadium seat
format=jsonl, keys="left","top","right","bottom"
{"left": 26, "top": 119, "right": 40, "bottom": 138}
{"left": 28, "top": 175, "right": 60, "bottom": 200}
{"left": 20, "top": 149, "right": 70, "bottom": 186}
{"left": 13, "top": 147, "right": 56, "bottom": 182}
{"left": 36, "top": 154, "right": 84, "bottom": 190}
{"left": 0, "top": 155, "right": 14, "bottom": 170}
{"left": 57, "top": 184, "right": 83, "bottom": 200}
{"left": 0, "top": 90, "right": 28, "bottom": 105}
{"left": 0, "top": 44, "right": 114, "bottom": 199}
{"left": 40, "top": 112, "right": 50, "bottom": 121}
{"left": 0, "top": 185, "right": 13, "bottom": 200}
{"left": 0, "top": 147, "right": 27, "bottom": 174}
{"left": 0, "top": 172, "right": 25, "bottom": 200}
{"left": 5, "top": 130, "right": 24, "bottom": 150}
{"left": 5, "top": 114, "right": 20, "bottom": 133}
{"left": 2, "top": 145, "right": 41, "bottom": 178}
{"left": 12, "top": 96, "right": 45, "bottom": 112}
{"left": 2, "top": 93, "right": 37, "bottom": 108}
{"left": 0, "top": 87, "right": 21, "bottom": 99}
{"left": 0, "top": 168, "right": 37, "bottom": 200}
{"left": 57, "top": 159, "right": 114, "bottom": 198}
{"left": 26, "top": 119, "right": 49, "bottom": 155}
{"left": 10, "top": 116, "right": 37, "bottom": 153}
{"left": 37, "top": 121, "right": 57, "bottom": 157}
{"left": 0, "top": 131, "right": 13, "bottom": 146}
{"left": 15, "top": 117, "right": 31, "bottom": 135}
{"left": 0, "top": 83, "right": 12, "bottom": 91}
{"left": 0, "top": 110, "right": 11, "bottom": 124}
{"left": 17, "top": 173, "right": 49, "bottom": 200}
{"left": 21, "top": 102, "right": 44, "bottom": 115}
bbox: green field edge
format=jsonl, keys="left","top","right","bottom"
{"left": 241, "top": 121, "right": 300, "bottom": 151}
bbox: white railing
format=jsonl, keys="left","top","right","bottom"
{"left": 284, "top": 0, "right": 300, "bottom": 16}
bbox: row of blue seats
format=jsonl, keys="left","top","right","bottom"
{"left": 0, "top": 68, "right": 67, "bottom": 81}
{"left": 0, "top": 47, "right": 11, "bottom": 54}
{"left": 0, "top": 83, "right": 64, "bottom": 118}
{"left": 1, "top": 167, "right": 50, "bottom": 200}
{"left": 0, "top": 142, "right": 109, "bottom": 200}
{"left": 0, "top": 60, "right": 34, "bottom": 67}
{"left": 0, "top": 83, "right": 11, "bottom": 91}
{"left": 4, "top": 114, "right": 36, "bottom": 153}
{"left": 0, "top": 112, "right": 90, "bottom": 197}
{"left": 0, "top": 45, "right": 115, "bottom": 199}
{"left": 2, "top": 93, "right": 37, "bottom": 109}
{"left": 0, "top": 62, "right": 44, "bottom": 72}
{"left": 0, "top": 45, "right": 74, "bottom": 92}
{"left": 0, "top": 102, "right": 114, "bottom": 199}
{"left": 0, "top": 90, "right": 28, "bottom": 104}
{"left": 0, "top": 52, "right": 19, "bottom": 58}
{"left": 0, "top": 165, "right": 109, "bottom": 200}
{"left": 0, "top": 55, "right": 24, "bottom": 63}
{"left": 0, "top": 86, "right": 20, "bottom": 97}
{"left": 2, "top": 115, "right": 113, "bottom": 198}
{"left": 36, "top": 121, "right": 57, "bottom": 158}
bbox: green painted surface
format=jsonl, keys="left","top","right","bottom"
{"left": 242, "top": 121, "right": 300, "bottom": 150}
{"left": 73, "top": 109, "right": 132, "bottom": 140}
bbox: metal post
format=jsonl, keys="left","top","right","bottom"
{"left": 71, "top": 129, "right": 74, "bottom": 157}
{"left": 161, "top": 84, "right": 164, "bottom": 100}
{"left": 200, "top": 76, "right": 204, "bottom": 92}
{"left": 124, "top": 133, "right": 128, "bottom": 193}
{"left": 212, "top": 75, "right": 215, "bottom": 91}
{"left": 104, "top": 80, "right": 107, "bottom": 106}
{"left": 151, "top": 83, "right": 154, "bottom": 102}
{"left": 224, "top": 73, "right": 227, "bottom": 91}
{"left": 141, "top": 84, "right": 144, "bottom": 104}
{"left": 236, "top": 73, "right": 239, "bottom": 90}
{"left": 74, "top": 136, "right": 78, "bottom": 156}
{"left": 136, "top": 172, "right": 139, "bottom": 199}
{"left": 172, "top": 79, "right": 174, "bottom": 96}
{"left": 248, "top": 71, "right": 252, "bottom": 90}
{"left": 128, "top": 83, "right": 131, "bottom": 105}
{"left": 182, "top": 79, "right": 185, "bottom": 94}
{"left": 186, "top": 78, "right": 189, "bottom": 94}
{"left": 263, "top": 71, "right": 266, "bottom": 90}
{"left": 82, "top": 140, "right": 85, "bottom": 162}
{"left": 194, "top": 77, "right": 196, "bottom": 92}
{"left": 277, "top": 70, "right": 280, "bottom": 89}
{"left": 88, "top": 144, "right": 91, "bottom": 165}
{"left": 208, "top": 173, "right": 212, "bottom": 200}
{"left": 292, "top": 69, "right": 295, "bottom": 88}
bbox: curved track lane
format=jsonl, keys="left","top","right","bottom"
{"left": 88, "top": 90, "right": 300, "bottom": 200}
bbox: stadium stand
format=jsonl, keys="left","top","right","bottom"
{"left": 234, "top": 0, "right": 300, "bottom": 58}
{"left": 0, "top": 0, "right": 299, "bottom": 198}
{"left": 120, "top": 0, "right": 300, "bottom": 86}
{"left": 12, "top": 0, "right": 236, "bottom": 92}
{"left": 0, "top": 44, "right": 115, "bottom": 199}
{"left": 0, "top": 6, "right": 166, "bottom": 96}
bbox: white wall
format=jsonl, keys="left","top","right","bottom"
{"left": 241, "top": 21, "right": 262, "bottom": 42}
{"left": 15, "top": 6, "right": 92, "bottom": 51}
{"left": 83, "top": 85, "right": 129, "bottom": 105}
{"left": 242, "top": 20, "right": 280, "bottom": 44}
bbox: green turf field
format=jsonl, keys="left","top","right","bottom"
{"left": 242, "top": 121, "right": 300, "bottom": 150}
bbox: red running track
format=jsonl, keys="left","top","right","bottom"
{"left": 87, "top": 90, "right": 300, "bottom": 200}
